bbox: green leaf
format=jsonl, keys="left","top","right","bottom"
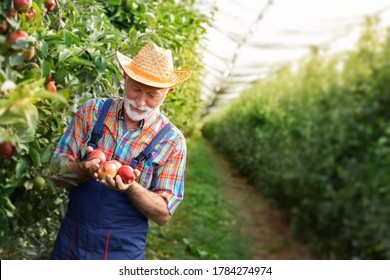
{"left": 86, "top": 72, "right": 97, "bottom": 86}
{"left": 54, "top": 68, "right": 69, "bottom": 82}
{"left": 15, "top": 158, "right": 29, "bottom": 177}
{"left": 59, "top": 88, "right": 70, "bottom": 99}
{"left": 29, "top": 147, "right": 41, "bottom": 168}
{"left": 68, "top": 57, "right": 95, "bottom": 67}
{"left": 94, "top": 56, "right": 107, "bottom": 73}
{"left": 144, "top": 12, "right": 157, "bottom": 29}
{"left": 41, "top": 41, "right": 48, "bottom": 57}
{"left": 106, "top": 0, "right": 121, "bottom": 6}
{"left": 11, "top": 39, "right": 29, "bottom": 50}
{"left": 23, "top": 180, "right": 34, "bottom": 191}
{"left": 129, "top": 27, "right": 138, "bottom": 45}
{"left": 23, "top": 103, "right": 38, "bottom": 134}
{"left": 59, "top": 49, "right": 73, "bottom": 62}
{"left": 42, "top": 60, "right": 51, "bottom": 78}
{"left": 41, "top": 145, "right": 53, "bottom": 164}
{"left": 64, "top": 31, "right": 72, "bottom": 48}
{"left": 9, "top": 53, "right": 23, "bottom": 67}
{"left": 0, "top": 112, "right": 26, "bottom": 125}
{"left": 138, "top": 2, "right": 146, "bottom": 13}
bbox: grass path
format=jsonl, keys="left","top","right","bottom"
{"left": 212, "top": 142, "right": 312, "bottom": 259}
{"left": 147, "top": 136, "right": 311, "bottom": 259}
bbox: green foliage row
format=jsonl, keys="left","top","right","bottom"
{"left": 0, "top": 0, "right": 207, "bottom": 259}
{"left": 202, "top": 18, "right": 390, "bottom": 259}
{"left": 146, "top": 137, "right": 251, "bottom": 260}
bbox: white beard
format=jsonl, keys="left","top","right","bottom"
{"left": 123, "top": 98, "right": 157, "bottom": 121}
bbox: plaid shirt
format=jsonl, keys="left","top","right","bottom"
{"left": 54, "top": 98, "right": 186, "bottom": 214}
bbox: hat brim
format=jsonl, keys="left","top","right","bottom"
{"left": 116, "top": 51, "right": 191, "bottom": 88}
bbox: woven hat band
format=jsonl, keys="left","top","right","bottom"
{"left": 127, "top": 63, "right": 174, "bottom": 84}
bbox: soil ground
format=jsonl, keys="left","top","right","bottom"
{"left": 209, "top": 141, "right": 312, "bottom": 260}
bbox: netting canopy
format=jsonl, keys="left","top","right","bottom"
{"left": 198, "top": 0, "right": 390, "bottom": 114}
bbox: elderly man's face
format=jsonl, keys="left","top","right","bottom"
{"left": 123, "top": 76, "right": 171, "bottom": 121}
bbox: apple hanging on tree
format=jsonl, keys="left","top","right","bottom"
{"left": 0, "top": 141, "right": 16, "bottom": 159}
{"left": 45, "top": 0, "right": 56, "bottom": 12}
{"left": 26, "top": 9, "right": 35, "bottom": 20}
{"left": 23, "top": 46, "right": 35, "bottom": 60}
{"left": 13, "top": 0, "right": 32, "bottom": 13}
{"left": 7, "top": 30, "right": 28, "bottom": 45}
{"left": 0, "top": 20, "right": 9, "bottom": 33}
{"left": 46, "top": 81, "right": 57, "bottom": 93}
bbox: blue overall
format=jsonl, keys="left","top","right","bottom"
{"left": 52, "top": 179, "right": 149, "bottom": 260}
{"left": 52, "top": 99, "right": 173, "bottom": 260}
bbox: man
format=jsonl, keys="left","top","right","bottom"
{"left": 52, "top": 42, "right": 191, "bottom": 260}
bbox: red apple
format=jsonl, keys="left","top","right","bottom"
{"left": 98, "top": 160, "right": 122, "bottom": 181}
{"left": 7, "top": 30, "right": 28, "bottom": 45}
{"left": 45, "top": 0, "right": 56, "bottom": 12}
{"left": 0, "top": 141, "right": 16, "bottom": 159}
{"left": 14, "top": 0, "right": 32, "bottom": 13}
{"left": 87, "top": 149, "right": 106, "bottom": 163}
{"left": 0, "top": 21, "right": 9, "bottom": 34}
{"left": 8, "top": 7, "right": 17, "bottom": 18}
{"left": 46, "top": 81, "right": 57, "bottom": 93}
{"left": 117, "top": 165, "right": 136, "bottom": 184}
{"left": 46, "top": 73, "right": 53, "bottom": 83}
{"left": 26, "top": 9, "right": 35, "bottom": 20}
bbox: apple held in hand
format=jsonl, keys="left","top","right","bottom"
{"left": 117, "top": 165, "right": 136, "bottom": 184}
{"left": 87, "top": 149, "right": 106, "bottom": 163}
{"left": 98, "top": 160, "right": 122, "bottom": 181}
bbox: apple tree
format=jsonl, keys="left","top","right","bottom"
{"left": 0, "top": 0, "right": 207, "bottom": 259}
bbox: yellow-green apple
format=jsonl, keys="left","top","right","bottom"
{"left": 87, "top": 149, "right": 106, "bottom": 163}
{"left": 98, "top": 160, "right": 122, "bottom": 181}
{"left": 23, "top": 46, "right": 35, "bottom": 60}
{"left": 33, "top": 176, "right": 46, "bottom": 191}
{"left": 14, "top": 0, "right": 32, "bottom": 13}
{"left": 117, "top": 165, "right": 136, "bottom": 184}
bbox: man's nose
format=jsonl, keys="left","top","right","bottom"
{"left": 135, "top": 92, "right": 147, "bottom": 107}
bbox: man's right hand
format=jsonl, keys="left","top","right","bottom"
{"left": 80, "top": 146, "right": 102, "bottom": 178}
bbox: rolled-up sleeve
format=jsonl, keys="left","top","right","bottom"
{"left": 54, "top": 100, "right": 97, "bottom": 161}
{"left": 152, "top": 136, "right": 187, "bottom": 214}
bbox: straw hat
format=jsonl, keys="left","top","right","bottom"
{"left": 116, "top": 43, "right": 191, "bottom": 88}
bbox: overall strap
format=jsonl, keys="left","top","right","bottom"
{"left": 88, "top": 98, "right": 114, "bottom": 149}
{"left": 130, "top": 122, "right": 173, "bottom": 169}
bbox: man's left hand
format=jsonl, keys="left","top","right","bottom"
{"left": 96, "top": 168, "right": 141, "bottom": 193}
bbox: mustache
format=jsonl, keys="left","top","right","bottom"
{"left": 127, "top": 99, "right": 152, "bottom": 112}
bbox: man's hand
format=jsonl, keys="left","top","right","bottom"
{"left": 96, "top": 167, "right": 141, "bottom": 193}
{"left": 80, "top": 146, "right": 102, "bottom": 177}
